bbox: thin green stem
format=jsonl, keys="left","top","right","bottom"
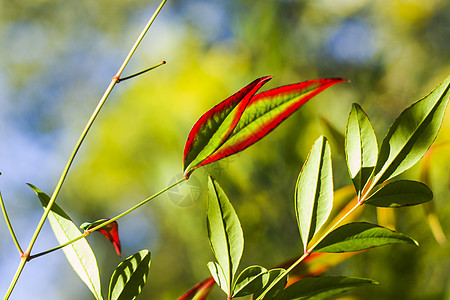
{"left": 0, "top": 188, "right": 23, "bottom": 255}
{"left": 29, "top": 176, "right": 186, "bottom": 260}
{"left": 255, "top": 200, "right": 362, "bottom": 300}
{"left": 4, "top": 1, "right": 167, "bottom": 299}
{"left": 118, "top": 61, "right": 166, "bottom": 82}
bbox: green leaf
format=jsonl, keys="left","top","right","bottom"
{"left": 109, "top": 249, "right": 151, "bottom": 300}
{"left": 372, "top": 75, "right": 450, "bottom": 186}
{"left": 28, "top": 184, "right": 103, "bottom": 300}
{"left": 365, "top": 180, "right": 433, "bottom": 207}
{"left": 253, "top": 268, "right": 287, "bottom": 300}
{"left": 206, "top": 176, "right": 244, "bottom": 296}
{"left": 233, "top": 265, "right": 268, "bottom": 297}
{"left": 207, "top": 261, "right": 228, "bottom": 295}
{"left": 277, "top": 276, "right": 378, "bottom": 300}
{"left": 345, "top": 103, "right": 378, "bottom": 194}
{"left": 314, "top": 222, "right": 418, "bottom": 253}
{"left": 295, "top": 136, "right": 333, "bottom": 253}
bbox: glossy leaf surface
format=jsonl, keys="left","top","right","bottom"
{"left": 314, "top": 222, "right": 418, "bottom": 253}
{"left": 277, "top": 276, "right": 378, "bottom": 300}
{"left": 183, "top": 76, "right": 272, "bottom": 177}
{"left": 233, "top": 265, "right": 268, "bottom": 297}
{"left": 296, "top": 136, "right": 333, "bottom": 253}
{"left": 81, "top": 219, "right": 121, "bottom": 256}
{"left": 365, "top": 180, "right": 433, "bottom": 207}
{"left": 109, "top": 249, "right": 151, "bottom": 300}
{"left": 345, "top": 103, "right": 378, "bottom": 194}
{"left": 372, "top": 75, "right": 450, "bottom": 186}
{"left": 183, "top": 78, "right": 344, "bottom": 177}
{"left": 206, "top": 176, "right": 244, "bottom": 296}
{"left": 28, "top": 184, "right": 103, "bottom": 300}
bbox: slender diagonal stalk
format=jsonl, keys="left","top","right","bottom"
{"left": 118, "top": 61, "right": 166, "bottom": 82}
{"left": 255, "top": 200, "right": 362, "bottom": 300}
{"left": 4, "top": 1, "right": 167, "bottom": 299}
{"left": 0, "top": 187, "right": 23, "bottom": 255}
{"left": 28, "top": 176, "right": 186, "bottom": 260}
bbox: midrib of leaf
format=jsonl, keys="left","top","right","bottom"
{"left": 52, "top": 215, "right": 101, "bottom": 300}
{"left": 371, "top": 87, "right": 449, "bottom": 189}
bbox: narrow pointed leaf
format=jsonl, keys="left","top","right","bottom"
{"left": 365, "top": 180, "right": 433, "bottom": 207}
{"left": 296, "top": 136, "right": 333, "bottom": 253}
{"left": 206, "top": 176, "right": 244, "bottom": 296}
{"left": 345, "top": 103, "right": 378, "bottom": 193}
{"left": 200, "top": 78, "right": 345, "bottom": 171}
{"left": 254, "top": 269, "right": 287, "bottom": 300}
{"left": 277, "top": 276, "right": 378, "bottom": 300}
{"left": 373, "top": 75, "right": 450, "bottom": 186}
{"left": 314, "top": 222, "right": 418, "bottom": 253}
{"left": 177, "top": 277, "right": 216, "bottom": 300}
{"left": 28, "top": 184, "right": 103, "bottom": 300}
{"left": 207, "top": 261, "right": 228, "bottom": 295}
{"left": 81, "top": 219, "right": 121, "bottom": 256}
{"left": 183, "top": 76, "right": 272, "bottom": 177}
{"left": 109, "top": 249, "right": 151, "bottom": 300}
{"left": 233, "top": 265, "right": 268, "bottom": 297}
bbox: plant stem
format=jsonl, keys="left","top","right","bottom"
{"left": 255, "top": 200, "right": 362, "bottom": 300}
{"left": 4, "top": 1, "right": 167, "bottom": 299}
{"left": 29, "top": 176, "right": 186, "bottom": 260}
{"left": 0, "top": 188, "right": 23, "bottom": 255}
{"left": 118, "top": 61, "right": 166, "bottom": 82}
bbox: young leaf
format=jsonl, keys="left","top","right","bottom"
{"left": 372, "top": 75, "right": 450, "bottom": 186}
{"left": 296, "top": 136, "right": 333, "bottom": 253}
{"left": 183, "top": 76, "right": 272, "bottom": 177}
{"left": 277, "top": 275, "right": 378, "bottom": 300}
{"left": 27, "top": 184, "right": 103, "bottom": 300}
{"left": 253, "top": 269, "right": 287, "bottom": 300}
{"left": 81, "top": 219, "right": 121, "bottom": 256}
{"left": 177, "top": 277, "right": 216, "bottom": 300}
{"left": 183, "top": 77, "right": 345, "bottom": 178}
{"left": 314, "top": 222, "right": 418, "bottom": 253}
{"left": 233, "top": 265, "right": 268, "bottom": 298}
{"left": 364, "top": 180, "right": 433, "bottom": 207}
{"left": 109, "top": 249, "right": 151, "bottom": 300}
{"left": 206, "top": 176, "right": 244, "bottom": 296}
{"left": 345, "top": 103, "right": 378, "bottom": 194}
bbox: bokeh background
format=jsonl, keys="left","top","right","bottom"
{"left": 1, "top": 0, "right": 449, "bottom": 299}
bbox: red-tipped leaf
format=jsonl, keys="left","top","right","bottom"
{"left": 183, "top": 76, "right": 272, "bottom": 177}
{"left": 81, "top": 219, "right": 121, "bottom": 256}
{"left": 178, "top": 277, "right": 216, "bottom": 300}
{"left": 183, "top": 78, "right": 345, "bottom": 177}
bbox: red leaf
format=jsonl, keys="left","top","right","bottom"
{"left": 201, "top": 78, "right": 345, "bottom": 167}
{"left": 81, "top": 219, "right": 121, "bottom": 256}
{"left": 183, "top": 77, "right": 344, "bottom": 177}
{"left": 178, "top": 277, "right": 216, "bottom": 300}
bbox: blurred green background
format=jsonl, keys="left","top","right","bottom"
{"left": 1, "top": 0, "right": 449, "bottom": 299}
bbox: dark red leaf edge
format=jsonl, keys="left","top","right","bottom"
{"left": 183, "top": 76, "right": 273, "bottom": 176}
{"left": 197, "top": 78, "right": 345, "bottom": 168}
